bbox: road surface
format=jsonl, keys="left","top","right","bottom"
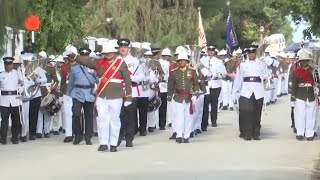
{"left": 0, "top": 96, "right": 319, "bottom": 180}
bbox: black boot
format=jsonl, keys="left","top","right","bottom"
{"left": 139, "top": 131, "right": 147, "bottom": 136}
{"left": 169, "top": 132, "right": 177, "bottom": 140}
{"left": 176, "top": 137, "right": 183, "bottom": 143}
{"left": 64, "top": 136, "right": 74, "bottom": 143}
{"left": 196, "top": 129, "right": 202, "bottom": 134}
{"left": 11, "top": 138, "right": 19, "bottom": 144}
{"left": 110, "top": 145, "right": 118, "bottom": 152}
{"left": 44, "top": 133, "right": 50, "bottom": 138}
{"left": 296, "top": 135, "right": 304, "bottom": 141}
{"left": 85, "top": 138, "right": 92, "bottom": 145}
{"left": 190, "top": 132, "right": 194, "bottom": 138}
{"left": 36, "top": 133, "right": 42, "bottom": 138}
{"left": 98, "top": 145, "right": 108, "bottom": 152}
{"left": 0, "top": 138, "right": 7, "bottom": 145}
{"left": 19, "top": 136, "right": 27, "bottom": 142}
{"left": 183, "top": 138, "right": 189, "bottom": 143}
{"left": 53, "top": 131, "right": 60, "bottom": 135}
{"left": 73, "top": 136, "right": 83, "bottom": 145}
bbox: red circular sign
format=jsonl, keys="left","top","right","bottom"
{"left": 24, "top": 16, "right": 40, "bottom": 31}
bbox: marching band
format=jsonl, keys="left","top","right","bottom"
{"left": 0, "top": 40, "right": 319, "bottom": 151}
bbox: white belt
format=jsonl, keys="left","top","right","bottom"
{"left": 109, "top": 79, "right": 122, "bottom": 83}
{"left": 298, "top": 83, "right": 312, "bottom": 87}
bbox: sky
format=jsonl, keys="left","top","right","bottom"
{"left": 290, "top": 18, "right": 317, "bottom": 42}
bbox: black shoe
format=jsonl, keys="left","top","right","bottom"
{"left": 176, "top": 137, "right": 183, "bottom": 143}
{"left": 140, "top": 131, "right": 147, "bottom": 136}
{"left": 244, "top": 136, "right": 252, "bottom": 141}
{"left": 253, "top": 137, "right": 261, "bottom": 141}
{"left": 293, "top": 128, "right": 297, "bottom": 133}
{"left": 296, "top": 135, "right": 304, "bottom": 141}
{"left": 168, "top": 123, "right": 172, "bottom": 127}
{"left": 19, "top": 136, "right": 27, "bottom": 142}
{"left": 196, "top": 129, "right": 202, "bottom": 134}
{"left": 190, "top": 132, "right": 194, "bottom": 138}
{"left": 53, "top": 131, "right": 60, "bottom": 135}
{"left": 291, "top": 124, "right": 294, "bottom": 128}
{"left": 110, "top": 146, "right": 117, "bottom": 152}
{"left": 0, "top": 138, "right": 7, "bottom": 144}
{"left": 230, "top": 107, "right": 234, "bottom": 111}
{"left": 98, "top": 145, "right": 108, "bottom": 152}
{"left": 159, "top": 127, "right": 166, "bottom": 130}
{"left": 266, "top": 102, "right": 270, "bottom": 106}
{"left": 148, "top": 127, "right": 154, "bottom": 132}
{"left": 126, "top": 142, "right": 133, "bottom": 147}
{"left": 73, "top": 136, "right": 83, "bottom": 145}
{"left": 211, "top": 123, "right": 217, "bottom": 127}
{"left": 29, "top": 135, "right": 36, "bottom": 140}
{"left": 222, "top": 106, "right": 228, "bottom": 110}
{"left": 169, "top": 132, "right": 177, "bottom": 140}
{"left": 59, "top": 127, "right": 64, "bottom": 132}
{"left": 183, "top": 138, "right": 189, "bottom": 143}
{"left": 64, "top": 136, "right": 74, "bottom": 143}
{"left": 270, "top": 101, "right": 275, "bottom": 104}
{"left": 93, "top": 132, "right": 98, "bottom": 137}
{"left": 314, "top": 132, "right": 318, "bottom": 137}
{"left": 202, "top": 128, "right": 207, "bottom": 132}
{"left": 307, "top": 137, "right": 314, "bottom": 141}
{"left": 85, "top": 139, "right": 92, "bottom": 145}
{"left": 62, "top": 130, "right": 66, "bottom": 133}
{"left": 36, "top": 133, "right": 42, "bottom": 138}
{"left": 44, "top": 133, "right": 50, "bottom": 138}
{"left": 11, "top": 138, "right": 19, "bottom": 144}
{"left": 239, "top": 133, "right": 245, "bottom": 138}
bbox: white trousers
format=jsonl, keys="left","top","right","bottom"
{"left": 62, "top": 95, "right": 73, "bottom": 137}
{"left": 222, "top": 80, "right": 234, "bottom": 108}
{"left": 283, "top": 72, "right": 289, "bottom": 94}
{"left": 147, "top": 109, "right": 159, "bottom": 128}
{"left": 37, "top": 110, "right": 52, "bottom": 134}
{"left": 294, "top": 99, "right": 316, "bottom": 137}
{"left": 277, "top": 76, "right": 282, "bottom": 95}
{"left": 21, "top": 101, "right": 30, "bottom": 137}
{"left": 174, "top": 100, "right": 193, "bottom": 139}
{"left": 315, "top": 108, "right": 319, "bottom": 133}
{"left": 271, "top": 78, "right": 278, "bottom": 101}
{"left": 264, "top": 90, "right": 271, "bottom": 103}
{"left": 166, "top": 101, "right": 174, "bottom": 126}
{"left": 192, "top": 94, "right": 204, "bottom": 131}
{"left": 96, "top": 97, "right": 122, "bottom": 146}
{"left": 93, "top": 109, "right": 98, "bottom": 133}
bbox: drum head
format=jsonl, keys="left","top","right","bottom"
{"left": 148, "top": 94, "right": 162, "bottom": 112}
{"left": 41, "top": 94, "right": 54, "bottom": 107}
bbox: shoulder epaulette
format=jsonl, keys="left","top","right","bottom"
{"left": 188, "top": 66, "right": 196, "bottom": 70}
{"left": 172, "top": 67, "right": 179, "bottom": 71}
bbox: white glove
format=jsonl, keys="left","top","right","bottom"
{"left": 124, "top": 101, "right": 132, "bottom": 107}
{"left": 130, "top": 75, "right": 137, "bottom": 82}
{"left": 65, "top": 45, "right": 78, "bottom": 55}
{"left": 191, "top": 96, "right": 197, "bottom": 102}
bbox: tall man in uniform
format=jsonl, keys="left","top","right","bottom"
{"left": 60, "top": 53, "right": 74, "bottom": 142}
{"left": 67, "top": 43, "right": 132, "bottom": 152}
{"left": 233, "top": 45, "right": 268, "bottom": 140}
{"left": 147, "top": 48, "right": 165, "bottom": 132}
{"left": 67, "top": 47, "right": 98, "bottom": 145}
{"left": 200, "top": 45, "right": 227, "bottom": 130}
{"left": 167, "top": 52, "right": 200, "bottom": 143}
{"left": 0, "top": 57, "right": 23, "bottom": 144}
{"left": 118, "top": 38, "right": 145, "bottom": 147}
{"left": 291, "top": 50, "right": 318, "bottom": 141}
{"left": 159, "top": 48, "right": 171, "bottom": 130}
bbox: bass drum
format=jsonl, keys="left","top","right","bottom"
{"left": 40, "top": 94, "right": 61, "bottom": 116}
{"left": 147, "top": 93, "right": 162, "bottom": 112}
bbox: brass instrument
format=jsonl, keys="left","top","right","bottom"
{"left": 16, "top": 53, "right": 41, "bottom": 101}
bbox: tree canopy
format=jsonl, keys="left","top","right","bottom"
{"left": 0, "top": 0, "right": 319, "bottom": 55}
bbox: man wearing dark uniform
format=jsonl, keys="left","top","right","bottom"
{"left": 233, "top": 45, "right": 268, "bottom": 140}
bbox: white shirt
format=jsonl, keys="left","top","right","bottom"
{"left": 123, "top": 55, "right": 145, "bottom": 98}
{"left": 232, "top": 59, "right": 268, "bottom": 100}
{"left": 0, "top": 69, "right": 23, "bottom": 107}
{"left": 200, "top": 56, "right": 227, "bottom": 89}
{"left": 159, "top": 59, "right": 170, "bottom": 93}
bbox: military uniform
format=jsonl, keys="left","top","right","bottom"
{"left": 67, "top": 48, "right": 98, "bottom": 145}
{"left": 0, "top": 57, "right": 22, "bottom": 144}
{"left": 167, "top": 53, "right": 200, "bottom": 143}
{"left": 119, "top": 53, "right": 145, "bottom": 146}
{"left": 200, "top": 45, "right": 227, "bottom": 130}
{"left": 291, "top": 50, "right": 318, "bottom": 140}
{"left": 232, "top": 45, "right": 268, "bottom": 140}
{"left": 36, "top": 60, "right": 59, "bottom": 138}
{"left": 70, "top": 43, "right": 132, "bottom": 152}
{"left": 146, "top": 48, "right": 165, "bottom": 132}
{"left": 60, "top": 58, "right": 74, "bottom": 142}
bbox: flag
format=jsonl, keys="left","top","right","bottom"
{"left": 198, "top": 7, "right": 207, "bottom": 48}
{"left": 225, "top": 1, "right": 238, "bottom": 54}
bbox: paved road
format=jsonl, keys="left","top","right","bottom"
{"left": 0, "top": 96, "right": 319, "bottom": 180}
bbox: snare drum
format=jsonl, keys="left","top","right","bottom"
{"left": 40, "top": 94, "right": 61, "bottom": 116}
